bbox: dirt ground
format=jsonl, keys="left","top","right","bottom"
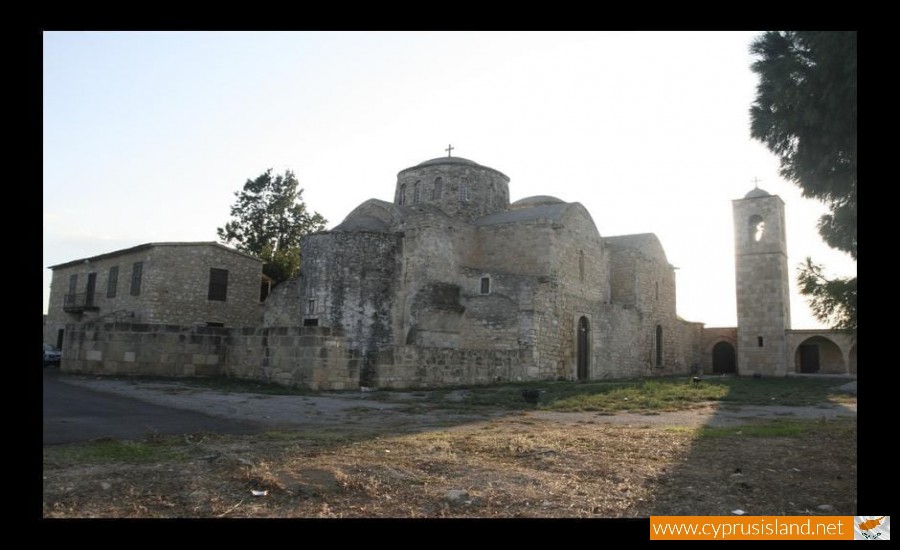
{"left": 42, "top": 376, "right": 857, "bottom": 518}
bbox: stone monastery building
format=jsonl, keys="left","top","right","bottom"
{"left": 46, "top": 153, "right": 856, "bottom": 388}
{"left": 266, "top": 154, "right": 700, "bottom": 385}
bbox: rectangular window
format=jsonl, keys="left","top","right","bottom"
{"left": 757, "top": 336, "right": 764, "bottom": 347}
{"left": 107, "top": 266, "right": 119, "bottom": 298}
{"left": 85, "top": 273, "right": 96, "bottom": 306}
{"left": 480, "top": 277, "right": 490, "bottom": 295}
{"left": 130, "top": 262, "right": 143, "bottom": 296}
{"left": 208, "top": 268, "right": 229, "bottom": 301}
{"left": 206, "top": 322, "right": 225, "bottom": 328}
{"left": 307, "top": 299, "right": 316, "bottom": 314}
{"left": 303, "top": 318, "right": 319, "bottom": 327}
{"left": 64, "top": 274, "right": 78, "bottom": 309}
{"left": 67, "top": 274, "right": 78, "bottom": 297}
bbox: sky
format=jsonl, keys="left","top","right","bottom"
{"left": 42, "top": 31, "right": 856, "bottom": 329}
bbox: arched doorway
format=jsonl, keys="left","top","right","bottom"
{"left": 577, "top": 316, "right": 590, "bottom": 381}
{"left": 712, "top": 341, "right": 736, "bottom": 374}
{"left": 795, "top": 336, "right": 845, "bottom": 374}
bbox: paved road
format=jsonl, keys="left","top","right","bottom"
{"left": 43, "top": 369, "right": 264, "bottom": 445}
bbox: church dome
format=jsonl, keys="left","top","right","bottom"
{"left": 416, "top": 156, "right": 481, "bottom": 168}
{"left": 511, "top": 195, "right": 565, "bottom": 209}
{"left": 744, "top": 187, "right": 772, "bottom": 199}
{"left": 395, "top": 153, "right": 511, "bottom": 222}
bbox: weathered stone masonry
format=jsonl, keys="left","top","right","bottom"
{"left": 47, "top": 242, "right": 264, "bottom": 348}
{"left": 62, "top": 322, "right": 361, "bottom": 391}
{"left": 50, "top": 158, "right": 857, "bottom": 386}
{"left": 262, "top": 155, "right": 704, "bottom": 387}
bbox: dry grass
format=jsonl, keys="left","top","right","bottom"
{"left": 42, "top": 413, "right": 856, "bottom": 518}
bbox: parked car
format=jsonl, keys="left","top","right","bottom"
{"left": 43, "top": 343, "right": 61, "bottom": 367}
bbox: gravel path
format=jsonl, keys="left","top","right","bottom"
{"left": 54, "top": 375, "right": 857, "bottom": 433}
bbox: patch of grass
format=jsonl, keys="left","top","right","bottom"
{"left": 541, "top": 380, "right": 728, "bottom": 412}
{"left": 714, "top": 376, "right": 853, "bottom": 406}
{"left": 664, "top": 426, "right": 697, "bottom": 434}
{"left": 396, "top": 375, "right": 855, "bottom": 415}
{"left": 45, "top": 439, "right": 188, "bottom": 464}
{"left": 262, "top": 430, "right": 302, "bottom": 441}
{"left": 698, "top": 420, "right": 810, "bottom": 438}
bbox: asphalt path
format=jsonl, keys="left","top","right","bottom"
{"left": 43, "top": 369, "right": 264, "bottom": 445}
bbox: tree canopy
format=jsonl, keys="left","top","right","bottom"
{"left": 749, "top": 31, "right": 856, "bottom": 332}
{"left": 217, "top": 169, "right": 327, "bottom": 284}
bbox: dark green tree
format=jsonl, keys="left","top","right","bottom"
{"left": 749, "top": 31, "right": 856, "bottom": 333}
{"left": 217, "top": 169, "right": 327, "bottom": 283}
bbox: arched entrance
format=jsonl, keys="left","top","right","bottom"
{"left": 795, "top": 336, "right": 845, "bottom": 374}
{"left": 712, "top": 341, "right": 736, "bottom": 374}
{"left": 577, "top": 316, "right": 590, "bottom": 381}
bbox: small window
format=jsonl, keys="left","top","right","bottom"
{"left": 655, "top": 281, "right": 659, "bottom": 301}
{"left": 206, "top": 322, "right": 225, "bottom": 328}
{"left": 433, "top": 177, "right": 443, "bottom": 200}
{"left": 307, "top": 299, "right": 316, "bottom": 314}
{"left": 758, "top": 336, "right": 764, "bottom": 347}
{"left": 655, "top": 325, "right": 663, "bottom": 367}
{"left": 398, "top": 183, "right": 407, "bottom": 206}
{"left": 459, "top": 178, "right": 469, "bottom": 202}
{"left": 130, "top": 262, "right": 143, "bottom": 296}
{"left": 107, "top": 266, "right": 119, "bottom": 298}
{"left": 413, "top": 181, "right": 421, "bottom": 204}
{"left": 303, "top": 318, "right": 319, "bottom": 327}
{"left": 480, "top": 276, "right": 490, "bottom": 295}
{"left": 749, "top": 215, "right": 765, "bottom": 243}
{"left": 208, "top": 268, "right": 228, "bottom": 301}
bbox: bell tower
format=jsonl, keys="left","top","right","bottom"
{"left": 733, "top": 186, "right": 791, "bottom": 376}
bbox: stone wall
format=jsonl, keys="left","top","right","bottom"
{"left": 676, "top": 319, "right": 704, "bottom": 373}
{"left": 300, "top": 231, "right": 402, "bottom": 353}
{"left": 372, "top": 345, "right": 535, "bottom": 389}
{"left": 262, "top": 277, "right": 303, "bottom": 327}
{"left": 594, "top": 304, "right": 651, "bottom": 379}
{"left": 143, "top": 244, "right": 264, "bottom": 326}
{"left": 61, "top": 322, "right": 361, "bottom": 391}
{"left": 61, "top": 322, "right": 228, "bottom": 378}
{"left": 225, "top": 326, "right": 360, "bottom": 390}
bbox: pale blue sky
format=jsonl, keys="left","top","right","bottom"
{"left": 42, "top": 31, "right": 856, "bottom": 329}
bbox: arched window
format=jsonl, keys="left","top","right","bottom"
{"left": 459, "top": 178, "right": 469, "bottom": 202}
{"left": 433, "top": 177, "right": 443, "bottom": 200}
{"left": 749, "top": 214, "right": 765, "bottom": 243}
{"left": 655, "top": 325, "right": 663, "bottom": 367}
{"left": 398, "top": 183, "right": 407, "bottom": 206}
{"left": 413, "top": 181, "right": 421, "bottom": 204}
